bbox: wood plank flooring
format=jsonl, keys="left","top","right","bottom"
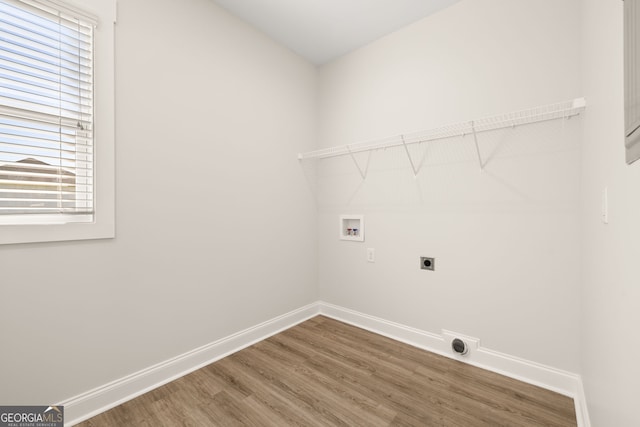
{"left": 76, "top": 316, "right": 577, "bottom": 426}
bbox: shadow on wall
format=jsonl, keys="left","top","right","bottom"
{"left": 307, "top": 117, "right": 581, "bottom": 210}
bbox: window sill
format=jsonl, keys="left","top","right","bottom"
{"left": 0, "top": 213, "right": 114, "bottom": 245}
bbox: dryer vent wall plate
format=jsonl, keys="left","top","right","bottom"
{"left": 442, "top": 330, "right": 479, "bottom": 355}
{"left": 451, "top": 338, "right": 469, "bottom": 356}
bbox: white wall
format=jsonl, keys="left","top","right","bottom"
{"left": 317, "top": 0, "right": 583, "bottom": 372}
{"left": 581, "top": 1, "right": 640, "bottom": 426}
{"left": 0, "top": 0, "right": 317, "bottom": 405}
{"left": 4, "top": 2, "right": 637, "bottom": 425}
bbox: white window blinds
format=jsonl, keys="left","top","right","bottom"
{"left": 0, "top": 0, "right": 95, "bottom": 221}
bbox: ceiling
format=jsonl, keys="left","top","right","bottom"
{"left": 211, "top": 0, "right": 462, "bottom": 65}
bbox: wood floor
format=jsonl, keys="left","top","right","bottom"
{"left": 77, "top": 316, "right": 577, "bottom": 426}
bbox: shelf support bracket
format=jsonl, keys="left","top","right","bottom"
{"left": 347, "top": 145, "right": 369, "bottom": 179}
{"left": 401, "top": 135, "right": 420, "bottom": 177}
{"left": 471, "top": 121, "right": 484, "bottom": 171}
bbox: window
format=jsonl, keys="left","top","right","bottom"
{"left": 0, "top": 0, "right": 94, "bottom": 221}
{"left": 625, "top": 0, "right": 640, "bottom": 164}
{"left": 0, "top": 0, "right": 115, "bottom": 244}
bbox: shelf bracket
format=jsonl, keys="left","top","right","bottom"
{"left": 401, "top": 135, "right": 420, "bottom": 177}
{"left": 297, "top": 98, "right": 586, "bottom": 167}
{"left": 471, "top": 121, "right": 484, "bottom": 171}
{"left": 347, "top": 145, "right": 369, "bottom": 179}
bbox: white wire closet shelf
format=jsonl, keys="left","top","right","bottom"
{"left": 297, "top": 98, "right": 586, "bottom": 168}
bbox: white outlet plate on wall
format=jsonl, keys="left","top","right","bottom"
{"left": 367, "top": 248, "right": 375, "bottom": 262}
{"left": 602, "top": 187, "right": 609, "bottom": 224}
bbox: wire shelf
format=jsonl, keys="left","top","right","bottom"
{"left": 298, "top": 98, "right": 586, "bottom": 162}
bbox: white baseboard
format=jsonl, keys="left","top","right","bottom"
{"left": 61, "top": 300, "right": 590, "bottom": 427}
{"left": 317, "top": 301, "right": 590, "bottom": 427}
{"left": 61, "top": 302, "right": 320, "bottom": 426}
{"left": 574, "top": 377, "right": 591, "bottom": 427}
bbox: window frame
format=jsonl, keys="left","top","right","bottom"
{"left": 0, "top": 0, "right": 115, "bottom": 245}
{"left": 625, "top": 0, "right": 640, "bottom": 164}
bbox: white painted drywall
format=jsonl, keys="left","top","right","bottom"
{"left": 4, "top": 3, "right": 637, "bottom": 425}
{"left": 316, "top": 0, "right": 583, "bottom": 372}
{"left": 580, "top": 1, "right": 640, "bottom": 425}
{"left": 211, "top": 0, "right": 462, "bottom": 64}
{"left": 0, "top": 0, "right": 317, "bottom": 405}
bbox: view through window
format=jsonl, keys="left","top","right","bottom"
{"left": 0, "top": 0, "right": 94, "bottom": 222}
